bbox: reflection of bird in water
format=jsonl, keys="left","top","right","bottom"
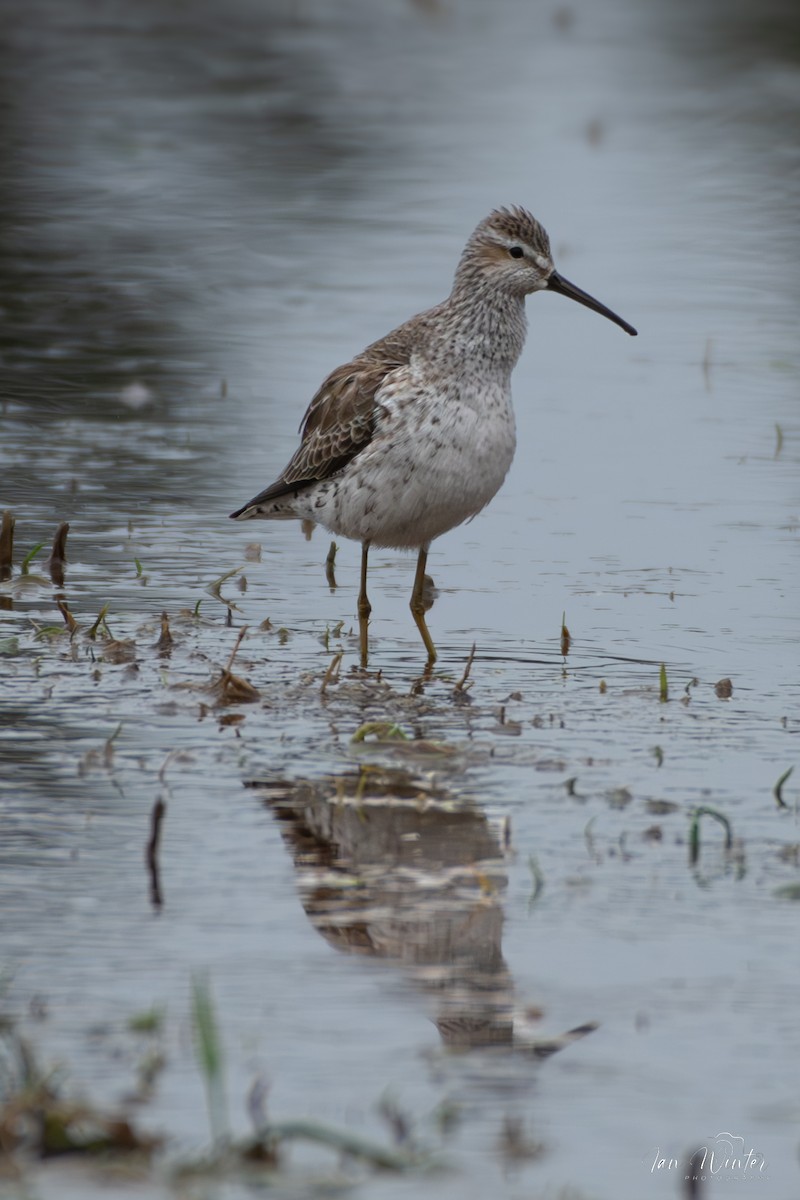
{"left": 252, "top": 767, "right": 596, "bottom": 1055}
{"left": 231, "top": 207, "right": 636, "bottom": 666}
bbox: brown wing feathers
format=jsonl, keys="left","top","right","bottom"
{"left": 231, "top": 329, "right": 414, "bottom": 518}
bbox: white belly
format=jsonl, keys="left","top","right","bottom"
{"left": 310, "top": 380, "right": 517, "bottom": 549}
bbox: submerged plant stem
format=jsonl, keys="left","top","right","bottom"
{"left": 0, "top": 511, "right": 15, "bottom": 581}
{"left": 659, "top": 663, "right": 668, "bottom": 703}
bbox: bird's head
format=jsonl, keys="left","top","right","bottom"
{"left": 459, "top": 206, "right": 637, "bottom": 336}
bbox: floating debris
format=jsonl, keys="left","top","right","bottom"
{"left": 0, "top": 1027, "right": 160, "bottom": 1161}
{"left": 210, "top": 626, "right": 261, "bottom": 705}
{"left": 497, "top": 1114, "right": 546, "bottom": 1164}
{"left": 560, "top": 611, "right": 571, "bottom": 657}
{"left": 351, "top": 721, "right": 409, "bottom": 743}
{"left": 320, "top": 650, "right": 343, "bottom": 696}
{"left": 127, "top": 1006, "right": 164, "bottom": 1036}
{"left": 606, "top": 786, "right": 633, "bottom": 809}
{"left": 101, "top": 635, "right": 137, "bottom": 664}
{"left": 646, "top": 798, "right": 679, "bottom": 815}
{"left": 214, "top": 668, "right": 261, "bottom": 706}
{"left": 155, "top": 610, "right": 173, "bottom": 656}
{"left": 714, "top": 677, "right": 733, "bottom": 699}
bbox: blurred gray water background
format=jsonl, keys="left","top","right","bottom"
{"left": 1, "top": 0, "right": 799, "bottom": 1197}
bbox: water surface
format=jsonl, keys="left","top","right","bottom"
{"left": 1, "top": 0, "right": 799, "bottom": 1197}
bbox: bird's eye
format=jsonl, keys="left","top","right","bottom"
{"left": 509, "top": 246, "right": 524, "bottom": 259}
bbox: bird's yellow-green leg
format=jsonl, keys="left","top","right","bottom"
{"left": 410, "top": 545, "right": 437, "bottom": 664}
{"left": 358, "top": 540, "right": 372, "bottom": 667}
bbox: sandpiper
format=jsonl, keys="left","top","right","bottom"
{"left": 231, "top": 207, "right": 636, "bottom": 665}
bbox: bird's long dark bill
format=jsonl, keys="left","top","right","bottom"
{"left": 547, "top": 270, "right": 637, "bottom": 337}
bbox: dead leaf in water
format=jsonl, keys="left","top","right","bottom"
{"left": 209, "top": 626, "right": 260, "bottom": 705}
{"left": 645, "top": 798, "right": 679, "bottom": 815}
{"left": 211, "top": 669, "right": 260, "bottom": 705}
{"left": 218, "top": 712, "right": 246, "bottom": 727}
{"left": 101, "top": 637, "right": 137, "bottom": 664}
{"left": 155, "top": 610, "right": 173, "bottom": 655}
{"left": 606, "top": 787, "right": 633, "bottom": 809}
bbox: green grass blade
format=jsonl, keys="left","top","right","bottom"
{"left": 191, "top": 973, "right": 229, "bottom": 1146}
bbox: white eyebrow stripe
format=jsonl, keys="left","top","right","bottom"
{"left": 497, "top": 237, "right": 550, "bottom": 268}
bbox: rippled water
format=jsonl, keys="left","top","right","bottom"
{"left": 1, "top": 0, "right": 799, "bottom": 1197}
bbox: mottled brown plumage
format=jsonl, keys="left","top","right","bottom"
{"left": 231, "top": 206, "right": 636, "bottom": 665}
{"left": 242, "top": 329, "right": 416, "bottom": 507}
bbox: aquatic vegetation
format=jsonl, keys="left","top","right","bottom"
{"left": 773, "top": 766, "right": 793, "bottom": 810}
{"left": 688, "top": 806, "right": 733, "bottom": 866}
{"left": 191, "top": 974, "right": 228, "bottom": 1147}
{"left": 0, "top": 1019, "right": 160, "bottom": 1162}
